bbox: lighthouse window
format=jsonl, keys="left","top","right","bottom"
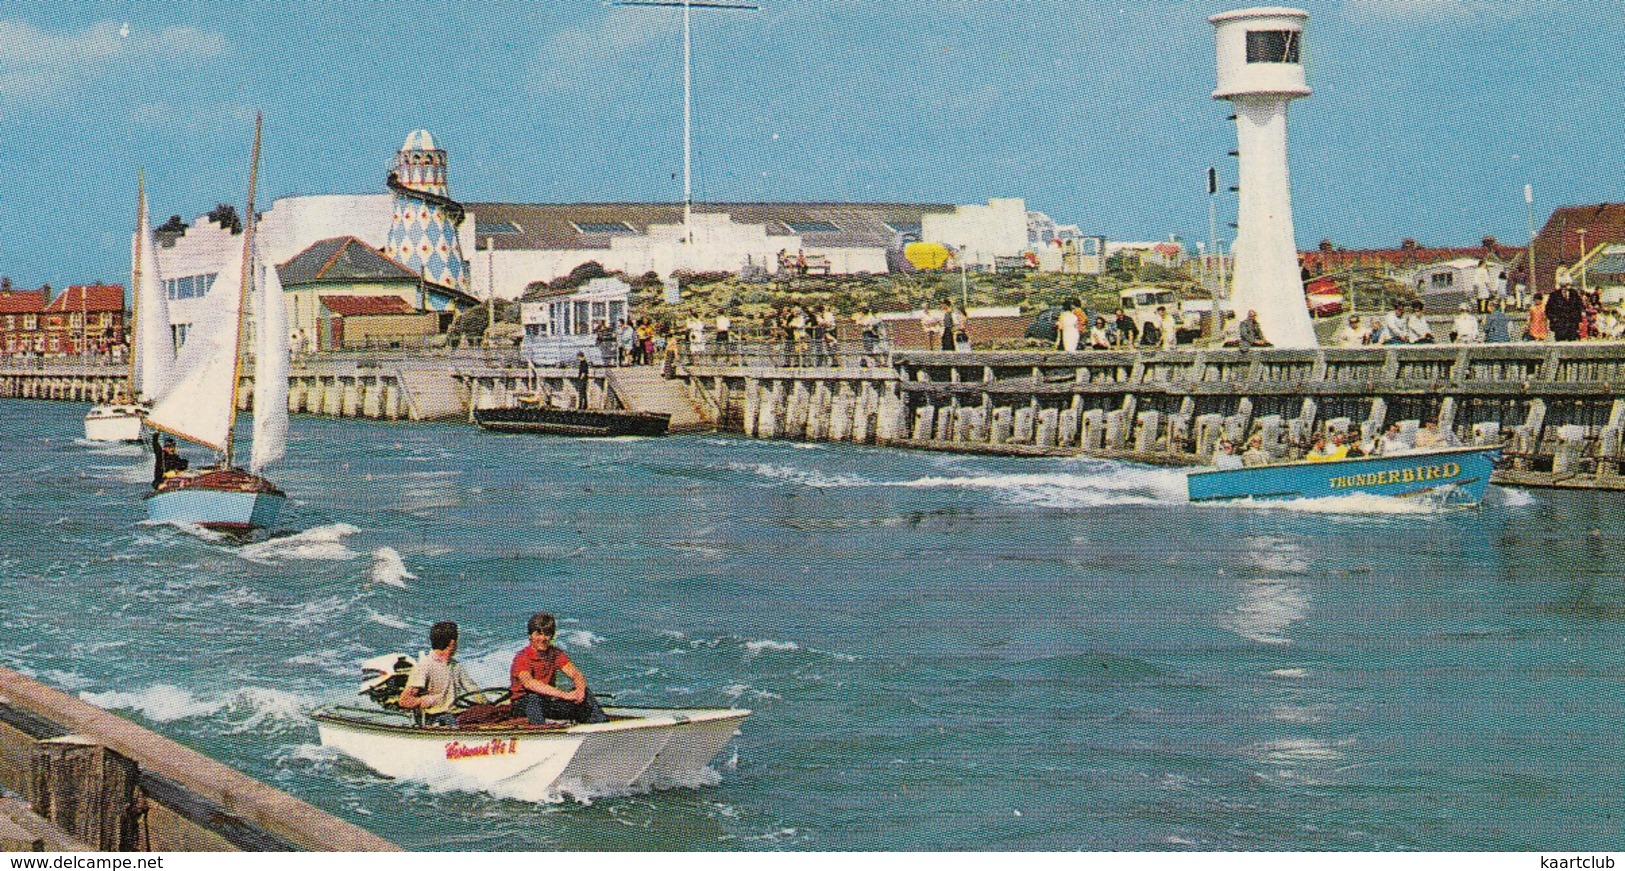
{"left": 572, "top": 221, "right": 636, "bottom": 235}
{"left": 1245, "top": 30, "right": 1299, "bottom": 64}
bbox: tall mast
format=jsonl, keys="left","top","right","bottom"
{"left": 128, "top": 172, "right": 144, "bottom": 393}
{"left": 613, "top": 0, "right": 758, "bottom": 266}
{"left": 225, "top": 113, "right": 262, "bottom": 469}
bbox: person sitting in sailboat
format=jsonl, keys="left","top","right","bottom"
{"left": 510, "top": 612, "right": 608, "bottom": 725}
{"left": 151, "top": 435, "right": 189, "bottom": 488}
{"left": 397, "top": 621, "right": 485, "bottom": 727}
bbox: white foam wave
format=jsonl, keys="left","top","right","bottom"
{"left": 366, "top": 610, "right": 411, "bottom": 630}
{"left": 1497, "top": 488, "right": 1535, "bottom": 507}
{"left": 732, "top": 462, "right": 872, "bottom": 488}
{"left": 1196, "top": 492, "right": 1451, "bottom": 515}
{"left": 74, "top": 438, "right": 147, "bottom": 456}
{"left": 743, "top": 639, "right": 799, "bottom": 656}
{"left": 1269, "top": 668, "right": 1308, "bottom": 679}
{"left": 560, "top": 629, "right": 602, "bottom": 649}
{"left": 722, "top": 683, "right": 782, "bottom": 701}
{"left": 239, "top": 523, "right": 361, "bottom": 564}
{"left": 368, "top": 547, "right": 415, "bottom": 588}
{"left": 222, "top": 686, "right": 318, "bottom": 734}
{"left": 80, "top": 684, "right": 225, "bottom": 722}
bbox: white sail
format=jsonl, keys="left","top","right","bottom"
{"left": 250, "top": 253, "right": 289, "bottom": 472}
{"left": 144, "top": 244, "right": 245, "bottom": 453}
{"left": 132, "top": 188, "right": 174, "bottom": 401}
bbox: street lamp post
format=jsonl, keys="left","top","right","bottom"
{"left": 1525, "top": 184, "right": 1536, "bottom": 307}
{"left": 1577, "top": 228, "right": 1588, "bottom": 293}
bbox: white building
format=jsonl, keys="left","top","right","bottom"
{"left": 465, "top": 198, "right": 1040, "bottom": 300}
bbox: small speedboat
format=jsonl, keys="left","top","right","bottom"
{"left": 1188, "top": 444, "right": 1501, "bottom": 506}
{"left": 311, "top": 654, "right": 748, "bottom": 801}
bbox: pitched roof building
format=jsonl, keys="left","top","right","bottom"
{"left": 1531, "top": 203, "right": 1625, "bottom": 295}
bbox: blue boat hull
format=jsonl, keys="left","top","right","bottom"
{"left": 145, "top": 470, "right": 286, "bottom": 531}
{"left": 1187, "top": 445, "right": 1501, "bottom": 505}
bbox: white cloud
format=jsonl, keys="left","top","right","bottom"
{"left": 0, "top": 19, "right": 227, "bottom": 103}
{"left": 1342, "top": 0, "right": 1531, "bottom": 20}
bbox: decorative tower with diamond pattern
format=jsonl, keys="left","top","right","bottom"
{"left": 384, "top": 130, "right": 468, "bottom": 294}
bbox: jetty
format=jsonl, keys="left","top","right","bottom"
{"left": 676, "top": 342, "right": 1625, "bottom": 492}
{"left": 10, "top": 341, "right": 1625, "bottom": 491}
{"left": 0, "top": 665, "right": 398, "bottom": 852}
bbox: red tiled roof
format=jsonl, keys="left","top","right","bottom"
{"left": 318, "top": 294, "right": 418, "bottom": 316}
{"left": 1532, "top": 203, "right": 1625, "bottom": 295}
{"left": 0, "top": 290, "right": 47, "bottom": 314}
{"left": 44, "top": 285, "right": 124, "bottom": 314}
{"left": 1301, "top": 241, "right": 1519, "bottom": 274}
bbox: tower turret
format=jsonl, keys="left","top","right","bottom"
{"left": 384, "top": 130, "right": 468, "bottom": 293}
{"left": 1212, "top": 7, "right": 1315, "bottom": 349}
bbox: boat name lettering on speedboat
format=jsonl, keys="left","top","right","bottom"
{"left": 1328, "top": 462, "right": 1462, "bottom": 490}
{"left": 444, "top": 738, "right": 518, "bottom": 760}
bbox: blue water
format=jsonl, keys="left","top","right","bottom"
{"left": 2, "top": 396, "right": 1621, "bottom": 851}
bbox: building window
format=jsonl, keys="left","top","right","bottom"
{"left": 883, "top": 221, "right": 922, "bottom": 236}
{"left": 1430, "top": 272, "right": 1454, "bottom": 288}
{"left": 164, "top": 273, "right": 218, "bottom": 300}
{"left": 1245, "top": 30, "right": 1299, "bottom": 64}
{"left": 24, "top": 316, "right": 36, "bottom": 330}
{"left": 783, "top": 220, "right": 840, "bottom": 234}
{"left": 571, "top": 221, "right": 636, "bottom": 235}
{"left": 477, "top": 220, "right": 523, "bottom": 235}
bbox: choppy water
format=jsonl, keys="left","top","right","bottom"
{"left": 2, "top": 397, "right": 1621, "bottom": 851}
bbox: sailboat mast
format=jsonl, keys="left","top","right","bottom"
{"left": 225, "top": 113, "right": 263, "bottom": 469}
{"left": 127, "top": 173, "right": 144, "bottom": 394}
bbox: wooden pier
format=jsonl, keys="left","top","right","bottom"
{"left": 10, "top": 343, "right": 1625, "bottom": 491}
{"left": 680, "top": 342, "right": 1625, "bottom": 492}
{"left": 0, "top": 665, "right": 397, "bottom": 852}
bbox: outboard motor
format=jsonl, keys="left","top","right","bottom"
{"left": 358, "top": 653, "right": 416, "bottom": 709}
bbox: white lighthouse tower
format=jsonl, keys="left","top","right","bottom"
{"left": 1212, "top": 7, "right": 1315, "bottom": 349}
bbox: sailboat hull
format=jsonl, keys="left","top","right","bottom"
{"left": 84, "top": 405, "right": 146, "bottom": 442}
{"left": 145, "top": 469, "right": 286, "bottom": 531}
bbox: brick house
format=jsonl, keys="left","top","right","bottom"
{"left": 0, "top": 288, "right": 47, "bottom": 356}
{"left": 41, "top": 285, "right": 127, "bottom": 356}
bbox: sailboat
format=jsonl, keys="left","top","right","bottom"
{"left": 144, "top": 115, "right": 290, "bottom": 534}
{"left": 84, "top": 176, "right": 173, "bottom": 442}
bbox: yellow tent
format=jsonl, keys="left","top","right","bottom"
{"left": 904, "top": 241, "right": 953, "bottom": 271}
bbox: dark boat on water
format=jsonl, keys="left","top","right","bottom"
{"left": 473, "top": 404, "right": 671, "bottom": 437}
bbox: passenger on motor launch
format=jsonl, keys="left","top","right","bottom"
{"left": 1451, "top": 304, "right": 1483, "bottom": 344}
{"left": 1484, "top": 300, "right": 1512, "bottom": 343}
{"left": 510, "top": 611, "right": 608, "bottom": 725}
{"left": 1214, "top": 440, "right": 1244, "bottom": 470}
{"left": 398, "top": 621, "right": 484, "bottom": 727}
{"left": 1414, "top": 420, "right": 1461, "bottom": 450}
{"left": 1376, "top": 424, "right": 1411, "bottom": 456}
{"left": 1237, "top": 311, "right": 1271, "bottom": 349}
{"left": 1240, "top": 434, "right": 1271, "bottom": 468}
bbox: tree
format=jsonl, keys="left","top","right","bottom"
{"left": 157, "top": 215, "right": 188, "bottom": 235}
{"left": 207, "top": 203, "right": 243, "bottom": 234}
{"left": 549, "top": 261, "right": 610, "bottom": 291}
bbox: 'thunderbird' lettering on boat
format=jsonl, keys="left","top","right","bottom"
{"left": 1328, "top": 462, "right": 1462, "bottom": 490}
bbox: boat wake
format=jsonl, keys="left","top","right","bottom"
{"left": 732, "top": 458, "right": 1187, "bottom": 508}
{"left": 238, "top": 523, "right": 361, "bottom": 564}
{"left": 80, "top": 683, "right": 317, "bottom": 735}
{"left": 1191, "top": 492, "right": 1463, "bottom": 515}
{"left": 73, "top": 439, "right": 146, "bottom": 456}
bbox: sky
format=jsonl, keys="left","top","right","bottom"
{"left": 0, "top": 0, "right": 1619, "bottom": 289}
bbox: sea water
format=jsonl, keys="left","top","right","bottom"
{"left": 1, "top": 397, "right": 1620, "bottom": 851}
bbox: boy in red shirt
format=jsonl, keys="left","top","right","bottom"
{"left": 510, "top": 611, "right": 608, "bottom": 724}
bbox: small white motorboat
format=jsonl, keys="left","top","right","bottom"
{"left": 84, "top": 401, "right": 146, "bottom": 443}
{"left": 311, "top": 654, "right": 749, "bottom": 802}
